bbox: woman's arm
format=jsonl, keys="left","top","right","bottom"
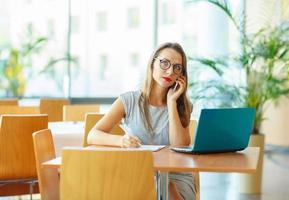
{"left": 167, "top": 101, "right": 190, "bottom": 146}
{"left": 167, "top": 76, "right": 191, "bottom": 146}
{"left": 87, "top": 98, "right": 141, "bottom": 147}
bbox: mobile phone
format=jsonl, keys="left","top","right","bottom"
{"left": 173, "top": 82, "right": 179, "bottom": 91}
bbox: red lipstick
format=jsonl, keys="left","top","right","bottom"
{"left": 162, "top": 77, "right": 172, "bottom": 82}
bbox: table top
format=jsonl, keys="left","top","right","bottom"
{"left": 48, "top": 121, "right": 85, "bottom": 135}
{"left": 43, "top": 146, "right": 259, "bottom": 173}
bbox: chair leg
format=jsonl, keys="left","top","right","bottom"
{"left": 0, "top": 179, "right": 37, "bottom": 199}
{"left": 29, "top": 181, "right": 34, "bottom": 200}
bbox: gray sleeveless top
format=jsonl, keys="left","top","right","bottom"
{"left": 120, "top": 91, "right": 197, "bottom": 200}
{"left": 120, "top": 90, "right": 170, "bottom": 145}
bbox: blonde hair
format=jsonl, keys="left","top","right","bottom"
{"left": 139, "top": 42, "right": 192, "bottom": 134}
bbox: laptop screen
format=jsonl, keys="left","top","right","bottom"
{"left": 192, "top": 108, "right": 256, "bottom": 152}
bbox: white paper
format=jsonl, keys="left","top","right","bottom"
{"left": 137, "top": 145, "right": 166, "bottom": 152}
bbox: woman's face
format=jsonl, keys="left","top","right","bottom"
{"left": 152, "top": 48, "right": 183, "bottom": 89}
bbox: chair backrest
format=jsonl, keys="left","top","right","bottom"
{"left": 0, "top": 114, "right": 48, "bottom": 180}
{"left": 83, "top": 113, "right": 125, "bottom": 147}
{"left": 0, "top": 106, "right": 40, "bottom": 115}
{"left": 63, "top": 104, "right": 100, "bottom": 121}
{"left": 33, "top": 129, "right": 59, "bottom": 200}
{"left": 189, "top": 119, "right": 200, "bottom": 200}
{"left": 0, "top": 98, "right": 18, "bottom": 106}
{"left": 60, "top": 148, "right": 156, "bottom": 200}
{"left": 40, "top": 99, "right": 69, "bottom": 122}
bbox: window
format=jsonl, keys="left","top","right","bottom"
{"left": 99, "top": 54, "right": 108, "bottom": 80}
{"left": 160, "top": 1, "right": 175, "bottom": 25}
{"left": 130, "top": 53, "right": 139, "bottom": 67}
{"left": 47, "top": 19, "right": 55, "bottom": 38}
{"left": 127, "top": 7, "right": 139, "bottom": 28}
{"left": 69, "top": 0, "right": 153, "bottom": 97}
{"left": 1, "top": 0, "right": 246, "bottom": 100}
{"left": 71, "top": 16, "right": 80, "bottom": 34}
{"left": 96, "top": 11, "right": 107, "bottom": 31}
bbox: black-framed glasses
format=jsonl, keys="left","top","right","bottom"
{"left": 154, "top": 57, "right": 184, "bottom": 75}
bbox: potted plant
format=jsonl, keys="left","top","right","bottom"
{"left": 0, "top": 33, "right": 47, "bottom": 97}
{"left": 0, "top": 27, "right": 77, "bottom": 97}
{"left": 187, "top": 0, "right": 289, "bottom": 194}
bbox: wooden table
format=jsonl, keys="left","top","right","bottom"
{"left": 43, "top": 146, "right": 260, "bottom": 200}
{"left": 48, "top": 121, "right": 84, "bottom": 156}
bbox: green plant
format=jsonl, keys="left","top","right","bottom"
{"left": 187, "top": 0, "right": 289, "bottom": 134}
{"left": 40, "top": 53, "right": 78, "bottom": 93}
{"left": 0, "top": 27, "right": 77, "bottom": 97}
{"left": 0, "top": 34, "right": 47, "bottom": 97}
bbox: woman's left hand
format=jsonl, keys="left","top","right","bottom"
{"left": 167, "top": 75, "right": 186, "bottom": 103}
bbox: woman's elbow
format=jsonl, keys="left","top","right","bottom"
{"left": 87, "top": 130, "right": 96, "bottom": 145}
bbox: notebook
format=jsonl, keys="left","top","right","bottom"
{"left": 170, "top": 108, "right": 256, "bottom": 154}
{"left": 124, "top": 145, "right": 165, "bottom": 152}
{"left": 138, "top": 145, "right": 166, "bottom": 151}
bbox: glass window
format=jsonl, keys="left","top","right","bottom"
{"left": 99, "top": 54, "right": 108, "bottom": 80}
{"left": 70, "top": 0, "right": 153, "bottom": 97}
{"left": 0, "top": 0, "right": 246, "bottom": 100}
{"left": 71, "top": 16, "right": 80, "bottom": 34}
{"left": 96, "top": 11, "right": 107, "bottom": 31}
{"left": 157, "top": 0, "right": 244, "bottom": 116}
{"left": 130, "top": 53, "right": 139, "bottom": 67}
{"left": 47, "top": 19, "right": 55, "bottom": 38}
{"left": 160, "top": 1, "right": 175, "bottom": 25}
{"left": 127, "top": 7, "right": 139, "bottom": 28}
{"left": 0, "top": 0, "right": 70, "bottom": 97}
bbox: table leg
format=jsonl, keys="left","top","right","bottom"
{"left": 161, "top": 172, "right": 169, "bottom": 200}
{"left": 156, "top": 172, "right": 161, "bottom": 200}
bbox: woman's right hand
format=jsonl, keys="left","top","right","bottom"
{"left": 120, "top": 134, "right": 142, "bottom": 148}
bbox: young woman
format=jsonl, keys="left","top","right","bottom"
{"left": 87, "top": 42, "right": 196, "bottom": 200}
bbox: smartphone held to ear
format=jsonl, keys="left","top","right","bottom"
{"left": 173, "top": 82, "right": 179, "bottom": 91}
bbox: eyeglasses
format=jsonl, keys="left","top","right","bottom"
{"left": 154, "top": 57, "right": 184, "bottom": 75}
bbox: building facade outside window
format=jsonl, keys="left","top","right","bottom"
{"left": 96, "top": 11, "right": 107, "bottom": 31}
{"left": 0, "top": 0, "right": 249, "bottom": 99}
{"left": 127, "top": 7, "right": 140, "bottom": 29}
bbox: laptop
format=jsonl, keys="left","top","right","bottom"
{"left": 171, "top": 108, "right": 256, "bottom": 154}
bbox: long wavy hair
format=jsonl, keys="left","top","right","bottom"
{"left": 139, "top": 42, "right": 192, "bottom": 134}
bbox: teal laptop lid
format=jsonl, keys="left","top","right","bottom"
{"left": 171, "top": 108, "right": 256, "bottom": 154}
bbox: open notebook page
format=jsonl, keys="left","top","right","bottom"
{"left": 137, "top": 145, "right": 166, "bottom": 152}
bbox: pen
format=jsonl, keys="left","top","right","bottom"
{"left": 137, "top": 141, "right": 142, "bottom": 147}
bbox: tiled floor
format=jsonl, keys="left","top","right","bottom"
{"left": 200, "top": 145, "right": 289, "bottom": 200}
{"left": 1, "top": 145, "right": 289, "bottom": 200}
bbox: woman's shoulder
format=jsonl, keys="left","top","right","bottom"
{"left": 120, "top": 90, "right": 141, "bottom": 100}
{"left": 119, "top": 90, "right": 141, "bottom": 106}
{"left": 119, "top": 90, "right": 141, "bottom": 118}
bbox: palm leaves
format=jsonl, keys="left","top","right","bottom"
{"left": 187, "top": 0, "right": 289, "bottom": 134}
{"left": 0, "top": 25, "right": 50, "bottom": 97}
{"left": 0, "top": 25, "right": 78, "bottom": 97}
{"left": 186, "top": 0, "right": 245, "bottom": 34}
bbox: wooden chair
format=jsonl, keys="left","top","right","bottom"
{"left": 0, "top": 98, "right": 18, "bottom": 106}
{"left": 32, "top": 129, "right": 59, "bottom": 200}
{"left": 60, "top": 148, "right": 156, "bottom": 200}
{"left": 189, "top": 119, "right": 200, "bottom": 200}
{"left": 40, "top": 99, "right": 69, "bottom": 122}
{"left": 83, "top": 113, "right": 125, "bottom": 147}
{"left": 63, "top": 104, "right": 100, "bottom": 121}
{"left": 0, "top": 114, "right": 48, "bottom": 198}
{"left": 0, "top": 106, "right": 40, "bottom": 116}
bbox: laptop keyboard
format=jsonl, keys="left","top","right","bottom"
{"left": 171, "top": 146, "right": 193, "bottom": 153}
